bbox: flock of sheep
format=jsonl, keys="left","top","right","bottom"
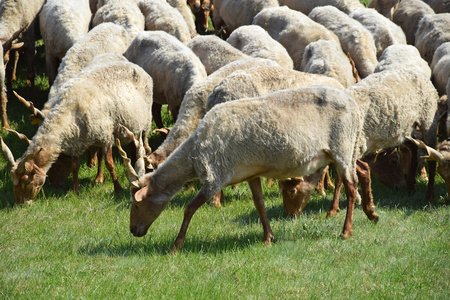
{"left": 0, "top": 0, "right": 449, "bottom": 252}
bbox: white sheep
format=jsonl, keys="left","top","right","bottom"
{"left": 124, "top": 30, "right": 207, "bottom": 127}
{"left": 1, "top": 59, "right": 154, "bottom": 204}
{"left": 391, "top": 0, "right": 435, "bottom": 45}
{"left": 278, "top": 0, "right": 364, "bottom": 14}
{"left": 138, "top": 0, "right": 191, "bottom": 44}
{"left": 374, "top": 44, "right": 432, "bottom": 79}
{"left": 166, "top": 0, "right": 197, "bottom": 38}
{"left": 308, "top": 6, "right": 378, "bottom": 79}
{"left": 431, "top": 42, "right": 450, "bottom": 96}
{"left": 225, "top": 25, "right": 294, "bottom": 69}
{"left": 122, "top": 85, "right": 365, "bottom": 251}
{"left": 39, "top": 0, "right": 92, "bottom": 86}
{"left": 92, "top": 0, "right": 145, "bottom": 38}
{"left": 212, "top": 0, "right": 279, "bottom": 36}
{"left": 415, "top": 13, "right": 450, "bottom": 65}
{"left": 186, "top": 35, "right": 248, "bottom": 75}
{"left": 349, "top": 7, "right": 407, "bottom": 58}
{"left": 252, "top": 6, "right": 340, "bottom": 70}
{"left": 0, "top": 0, "right": 45, "bottom": 107}
{"left": 300, "top": 40, "right": 356, "bottom": 88}
{"left": 148, "top": 57, "right": 280, "bottom": 169}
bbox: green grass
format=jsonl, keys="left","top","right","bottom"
{"left": 1, "top": 22, "right": 450, "bottom": 299}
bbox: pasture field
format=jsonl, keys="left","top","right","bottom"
{"left": 1, "top": 29, "right": 449, "bottom": 300}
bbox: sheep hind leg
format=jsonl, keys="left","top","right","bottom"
{"left": 104, "top": 146, "right": 123, "bottom": 195}
{"left": 356, "top": 159, "right": 378, "bottom": 223}
{"left": 341, "top": 178, "right": 358, "bottom": 239}
{"left": 172, "top": 187, "right": 217, "bottom": 253}
{"left": 94, "top": 150, "right": 104, "bottom": 183}
{"left": 248, "top": 177, "right": 274, "bottom": 246}
{"left": 326, "top": 174, "right": 342, "bottom": 218}
{"left": 71, "top": 156, "right": 80, "bottom": 195}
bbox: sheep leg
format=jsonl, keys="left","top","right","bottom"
{"left": 210, "top": 190, "right": 223, "bottom": 207}
{"left": 326, "top": 174, "right": 342, "bottom": 218}
{"left": 86, "top": 146, "right": 98, "bottom": 168}
{"left": 325, "top": 167, "right": 335, "bottom": 189}
{"left": 425, "top": 160, "right": 436, "bottom": 202}
{"left": 356, "top": 159, "right": 378, "bottom": 222}
{"left": 172, "top": 189, "right": 212, "bottom": 252}
{"left": 1, "top": 91, "right": 9, "bottom": 129}
{"left": 315, "top": 169, "right": 327, "bottom": 197}
{"left": 104, "top": 146, "right": 123, "bottom": 195}
{"left": 94, "top": 150, "right": 104, "bottom": 183}
{"left": 71, "top": 155, "right": 80, "bottom": 195}
{"left": 152, "top": 103, "right": 164, "bottom": 129}
{"left": 248, "top": 177, "right": 274, "bottom": 245}
{"left": 341, "top": 178, "right": 358, "bottom": 239}
{"left": 404, "top": 140, "right": 418, "bottom": 194}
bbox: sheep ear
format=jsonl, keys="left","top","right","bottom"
{"left": 16, "top": 152, "right": 36, "bottom": 174}
{"left": 134, "top": 183, "right": 153, "bottom": 202}
{"left": 0, "top": 137, "right": 15, "bottom": 168}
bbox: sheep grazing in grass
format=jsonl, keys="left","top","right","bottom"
{"left": 167, "top": 0, "right": 197, "bottom": 37}
{"left": 120, "top": 86, "right": 367, "bottom": 252}
{"left": 138, "top": 0, "right": 191, "bottom": 44}
{"left": 148, "top": 57, "right": 280, "bottom": 170}
{"left": 349, "top": 7, "right": 407, "bottom": 58}
{"left": 226, "top": 25, "right": 294, "bottom": 69}
{"left": 124, "top": 31, "right": 207, "bottom": 128}
{"left": 300, "top": 40, "right": 356, "bottom": 88}
{"left": 415, "top": 13, "right": 450, "bottom": 65}
{"left": 374, "top": 44, "right": 431, "bottom": 78}
{"left": 187, "top": 35, "right": 248, "bottom": 75}
{"left": 309, "top": 5, "right": 378, "bottom": 78}
{"left": 92, "top": 0, "right": 145, "bottom": 38}
{"left": 0, "top": 59, "right": 153, "bottom": 204}
{"left": 212, "top": 0, "right": 279, "bottom": 37}
{"left": 39, "top": 0, "right": 92, "bottom": 86}
{"left": 278, "top": 0, "right": 364, "bottom": 14}
{"left": 431, "top": 42, "right": 450, "bottom": 96}
{"left": 252, "top": 6, "right": 340, "bottom": 71}
{"left": 391, "top": 0, "right": 435, "bottom": 45}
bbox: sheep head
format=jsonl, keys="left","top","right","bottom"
{"left": 116, "top": 128, "right": 166, "bottom": 238}
{"left": 365, "top": 147, "right": 406, "bottom": 189}
{"left": 278, "top": 169, "right": 325, "bottom": 216}
{"left": 10, "top": 150, "right": 47, "bottom": 205}
{"left": 187, "top": 0, "right": 202, "bottom": 12}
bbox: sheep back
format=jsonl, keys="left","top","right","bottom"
{"left": 431, "top": 42, "right": 450, "bottom": 96}
{"left": 279, "top": 0, "right": 364, "bottom": 15}
{"left": 415, "top": 13, "right": 450, "bottom": 65}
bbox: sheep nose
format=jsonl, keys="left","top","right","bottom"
{"left": 130, "top": 225, "right": 138, "bottom": 236}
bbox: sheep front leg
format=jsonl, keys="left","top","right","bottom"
{"left": 71, "top": 156, "right": 80, "bottom": 194}
{"left": 248, "top": 177, "right": 274, "bottom": 246}
{"left": 327, "top": 174, "right": 342, "bottom": 218}
{"left": 341, "top": 178, "right": 358, "bottom": 239}
{"left": 104, "top": 146, "right": 123, "bottom": 195}
{"left": 172, "top": 189, "right": 212, "bottom": 253}
{"left": 357, "top": 160, "right": 379, "bottom": 222}
{"left": 94, "top": 149, "right": 104, "bottom": 183}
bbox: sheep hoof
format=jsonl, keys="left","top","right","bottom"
{"left": 340, "top": 229, "right": 353, "bottom": 240}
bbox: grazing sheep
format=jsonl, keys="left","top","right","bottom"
{"left": 281, "top": 70, "right": 440, "bottom": 218}
{"left": 431, "top": 42, "right": 450, "bottom": 96}
{"left": 122, "top": 85, "right": 366, "bottom": 251}
{"left": 168, "top": 0, "right": 197, "bottom": 37}
{"left": 415, "top": 13, "right": 450, "bottom": 65}
{"left": 138, "top": 0, "right": 191, "bottom": 44}
{"left": 0, "top": 59, "right": 154, "bottom": 204}
{"left": 278, "top": 0, "right": 364, "bottom": 14}
{"left": 212, "top": 0, "right": 279, "bottom": 36}
{"left": 300, "top": 40, "right": 356, "bottom": 88}
{"left": 252, "top": 6, "right": 340, "bottom": 70}
{"left": 39, "top": 0, "right": 92, "bottom": 86}
{"left": 206, "top": 66, "right": 344, "bottom": 109}
{"left": 92, "top": 0, "right": 145, "bottom": 38}
{"left": 124, "top": 30, "right": 207, "bottom": 127}
{"left": 391, "top": 0, "right": 435, "bottom": 45}
{"left": 226, "top": 25, "right": 294, "bottom": 69}
{"left": 148, "top": 57, "right": 280, "bottom": 169}
{"left": 349, "top": 7, "right": 407, "bottom": 58}
{"left": 187, "top": 35, "right": 247, "bottom": 75}
{"left": 309, "top": 5, "right": 378, "bottom": 78}
{"left": 374, "top": 44, "right": 431, "bottom": 78}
